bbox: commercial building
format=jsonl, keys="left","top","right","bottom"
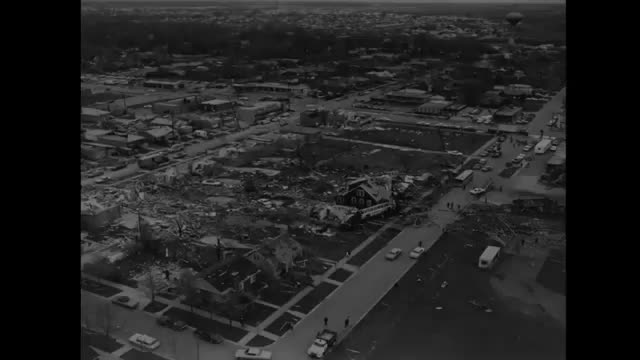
{"left": 152, "top": 96, "right": 200, "bottom": 115}
{"left": 417, "top": 100, "right": 453, "bottom": 115}
{"left": 81, "top": 107, "right": 110, "bottom": 123}
{"left": 503, "top": 84, "right": 533, "bottom": 97}
{"left": 143, "top": 80, "right": 184, "bottom": 90}
{"left": 493, "top": 106, "right": 523, "bottom": 123}
{"left": 232, "top": 82, "right": 309, "bottom": 96}
{"left": 375, "top": 89, "right": 431, "bottom": 105}
{"left": 236, "top": 101, "right": 282, "bottom": 124}
{"left": 200, "top": 99, "right": 234, "bottom": 113}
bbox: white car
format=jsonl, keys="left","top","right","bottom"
{"left": 129, "top": 334, "right": 160, "bottom": 351}
{"left": 307, "top": 330, "right": 338, "bottom": 358}
{"left": 523, "top": 145, "right": 532, "bottom": 152}
{"left": 550, "top": 145, "right": 558, "bottom": 151}
{"left": 470, "top": 187, "right": 486, "bottom": 196}
{"left": 235, "top": 347, "right": 272, "bottom": 360}
{"left": 95, "top": 176, "right": 111, "bottom": 184}
{"left": 385, "top": 248, "right": 402, "bottom": 261}
{"left": 409, "top": 247, "right": 425, "bottom": 259}
{"left": 447, "top": 151, "right": 464, "bottom": 156}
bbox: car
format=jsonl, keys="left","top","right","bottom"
{"left": 235, "top": 347, "right": 272, "bottom": 360}
{"left": 472, "top": 163, "right": 482, "bottom": 170}
{"left": 479, "top": 158, "right": 488, "bottom": 165}
{"left": 551, "top": 140, "right": 559, "bottom": 146}
{"left": 156, "top": 315, "right": 188, "bottom": 331}
{"left": 480, "top": 151, "right": 488, "bottom": 157}
{"left": 523, "top": 145, "right": 533, "bottom": 152}
{"left": 129, "top": 333, "right": 160, "bottom": 351}
{"left": 409, "top": 247, "right": 425, "bottom": 259}
{"left": 481, "top": 166, "right": 492, "bottom": 172}
{"left": 307, "top": 329, "right": 338, "bottom": 358}
{"left": 239, "top": 97, "right": 249, "bottom": 101}
{"left": 194, "top": 329, "right": 224, "bottom": 344}
{"left": 550, "top": 145, "right": 558, "bottom": 151}
{"left": 497, "top": 136, "right": 506, "bottom": 142}
{"left": 385, "top": 248, "right": 402, "bottom": 261}
{"left": 491, "top": 151, "right": 502, "bottom": 158}
{"left": 517, "top": 153, "right": 526, "bottom": 159}
{"left": 112, "top": 295, "right": 138, "bottom": 309}
{"left": 447, "top": 150, "right": 463, "bottom": 156}
{"left": 470, "top": 187, "right": 486, "bottom": 196}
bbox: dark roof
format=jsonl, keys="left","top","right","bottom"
{"left": 343, "top": 177, "right": 392, "bottom": 203}
{"left": 203, "top": 257, "right": 261, "bottom": 293}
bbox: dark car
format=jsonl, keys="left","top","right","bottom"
{"left": 194, "top": 329, "right": 224, "bottom": 344}
{"left": 157, "top": 316, "right": 188, "bottom": 331}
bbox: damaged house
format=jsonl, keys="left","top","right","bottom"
{"left": 193, "top": 256, "right": 262, "bottom": 304}
{"left": 335, "top": 176, "right": 394, "bottom": 209}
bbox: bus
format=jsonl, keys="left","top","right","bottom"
{"left": 454, "top": 169, "right": 474, "bottom": 186}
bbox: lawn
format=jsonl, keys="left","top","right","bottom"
{"left": 121, "top": 349, "right": 170, "bottom": 360}
{"left": 143, "top": 300, "right": 169, "bottom": 314}
{"left": 243, "top": 302, "right": 278, "bottom": 327}
{"left": 257, "top": 280, "right": 302, "bottom": 307}
{"left": 328, "top": 268, "right": 354, "bottom": 283}
{"left": 499, "top": 166, "right": 519, "bottom": 178}
{"left": 347, "top": 228, "right": 403, "bottom": 267}
{"left": 264, "top": 311, "right": 302, "bottom": 336}
{"left": 164, "top": 307, "right": 248, "bottom": 342}
{"left": 291, "top": 282, "right": 339, "bottom": 315}
{"left": 290, "top": 225, "right": 378, "bottom": 262}
{"left": 81, "top": 278, "right": 122, "bottom": 298}
{"left": 342, "top": 126, "right": 492, "bottom": 155}
{"left": 536, "top": 248, "right": 566, "bottom": 296}
{"left": 81, "top": 327, "right": 122, "bottom": 355}
{"left": 246, "top": 334, "right": 275, "bottom": 347}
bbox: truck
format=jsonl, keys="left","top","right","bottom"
{"left": 534, "top": 139, "right": 552, "bottom": 154}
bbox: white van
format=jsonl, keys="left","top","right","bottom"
{"left": 478, "top": 246, "right": 501, "bottom": 269}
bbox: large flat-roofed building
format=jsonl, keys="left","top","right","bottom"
{"left": 236, "top": 101, "right": 282, "bottom": 124}
{"left": 504, "top": 84, "right": 533, "bottom": 97}
{"left": 143, "top": 80, "right": 184, "bottom": 90}
{"left": 232, "top": 82, "right": 309, "bottom": 96}
{"left": 81, "top": 107, "right": 110, "bottom": 123}
{"left": 493, "top": 106, "right": 523, "bottom": 123}
{"left": 201, "top": 99, "right": 234, "bottom": 112}
{"left": 376, "top": 89, "right": 431, "bottom": 105}
{"left": 417, "top": 100, "right": 453, "bottom": 115}
{"left": 152, "top": 96, "right": 200, "bottom": 115}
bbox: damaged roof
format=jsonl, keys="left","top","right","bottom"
{"left": 202, "top": 256, "right": 261, "bottom": 294}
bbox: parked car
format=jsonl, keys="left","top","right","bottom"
{"left": 235, "top": 347, "right": 272, "bottom": 360}
{"left": 95, "top": 176, "right": 111, "bottom": 184}
{"left": 112, "top": 295, "right": 138, "bottom": 309}
{"left": 491, "top": 151, "right": 502, "bottom": 158}
{"left": 409, "top": 247, "right": 425, "bottom": 259}
{"left": 551, "top": 140, "right": 559, "bottom": 146}
{"left": 194, "top": 329, "right": 224, "bottom": 344}
{"left": 481, "top": 166, "right": 493, "bottom": 172}
{"left": 307, "top": 329, "right": 338, "bottom": 358}
{"left": 550, "top": 146, "right": 558, "bottom": 152}
{"left": 129, "top": 334, "right": 160, "bottom": 351}
{"left": 480, "top": 152, "right": 488, "bottom": 157}
{"left": 470, "top": 187, "right": 486, "bottom": 196}
{"left": 472, "top": 163, "right": 482, "bottom": 170}
{"left": 523, "top": 145, "right": 533, "bottom": 152}
{"left": 385, "top": 248, "right": 402, "bottom": 261}
{"left": 156, "top": 315, "right": 188, "bottom": 331}
{"left": 479, "top": 158, "right": 488, "bottom": 165}
{"left": 447, "top": 150, "right": 463, "bottom": 156}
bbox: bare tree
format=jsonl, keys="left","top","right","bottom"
{"left": 177, "top": 270, "right": 198, "bottom": 313}
{"left": 146, "top": 272, "right": 157, "bottom": 303}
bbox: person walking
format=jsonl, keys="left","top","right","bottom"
{"left": 324, "top": 316, "right": 328, "bottom": 327}
{"left": 345, "top": 316, "right": 350, "bottom": 329}
{"left": 418, "top": 240, "right": 423, "bottom": 247}
{"left": 457, "top": 204, "right": 461, "bottom": 211}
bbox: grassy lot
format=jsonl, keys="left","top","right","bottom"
{"left": 342, "top": 127, "right": 492, "bottom": 155}
{"left": 328, "top": 228, "right": 566, "bottom": 360}
{"left": 80, "top": 328, "right": 122, "bottom": 354}
{"left": 121, "top": 349, "right": 170, "bottom": 360}
{"left": 246, "top": 334, "right": 275, "bottom": 347}
{"left": 536, "top": 248, "right": 566, "bottom": 295}
{"left": 291, "top": 282, "right": 339, "bottom": 315}
{"left": 258, "top": 282, "right": 301, "bottom": 307}
{"left": 164, "top": 307, "right": 248, "bottom": 342}
{"left": 347, "top": 228, "right": 403, "bottom": 267}
{"left": 81, "top": 278, "right": 122, "bottom": 298}
{"left": 264, "top": 312, "right": 302, "bottom": 336}
{"left": 243, "top": 302, "right": 278, "bottom": 327}
{"left": 328, "top": 268, "right": 354, "bottom": 283}
{"left": 291, "top": 224, "right": 380, "bottom": 262}
{"left": 143, "top": 300, "right": 169, "bottom": 314}
{"left": 499, "top": 166, "right": 519, "bottom": 178}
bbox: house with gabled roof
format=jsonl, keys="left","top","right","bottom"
{"left": 335, "top": 176, "right": 394, "bottom": 209}
{"left": 245, "top": 227, "right": 304, "bottom": 278}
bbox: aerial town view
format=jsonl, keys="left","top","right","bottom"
{"left": 81, "top": 1, "right": 566, "bottom": 360}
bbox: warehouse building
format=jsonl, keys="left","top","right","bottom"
{"left": 201, "top": 99, "right": 234, "bottom": 113}
{"left": 417, "top": 100, "right": 453, "bottom": 115}
{"left": 236, "top": 101, "right": 282, "bottom": 124}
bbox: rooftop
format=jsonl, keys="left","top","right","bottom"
{"left": 202, "top": 99, "right": 232, "bottom": 106}
{"left": 145, "top": 127, "right": 173, "bottom": 138}
{"left": 203, "top": 256, "right": 261, "bottom": 294}
{"left": 82, "top": 107, "right": 110, "bottom": 117}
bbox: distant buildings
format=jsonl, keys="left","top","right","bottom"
{"left": 81, "top": 107, "right": 110, "bottom": 123}
{"left": 503, "top": 84, "right": 533, "bottom": 97}
{"left": 375, "top": 89, "right": 430, "bottom": 105}
{"left": 417, "top": 100, "right": 453, "bottom": 115}
{"left": 143, "top": 80, "right": 184, "bottom": 90}
{"left": 232, "top": 82, "right": 309, "bottom": 96}
{"left": 236, "top": 101, "right": 282, "bottom": 124}
{"left": 152, "top": 96, "right": 200, "bottom": 115}
{"left": 200, "top": 99, "right": 234, "bottom": 113}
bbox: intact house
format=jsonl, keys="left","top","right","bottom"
{"left": 335, "top": 177, "right": 394, "bottom": 209}
{"left": 245, "top": 228, "right": 304, "bottom": 279}
{"left": 192, "top": 256, "right": 262, "bottom": 304}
